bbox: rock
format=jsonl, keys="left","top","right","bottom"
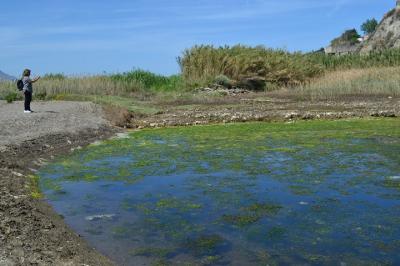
{"left": 360, "top": 7, "right": 400, "bottom": 53}
{"left": 285, "top": 112, "right": 300, "bottom": 120}
{"left": 85, "top": 214, "right": 116, "bottom": 221}
{"left": 370, "top": 111, "right": 396, "bottom": 117}
{"left": 0, "top": 257, "right": 15, "bottom": 266}
{"left": 11, "top": 171, "right": 23, "bottom": 177}
{"left": 301, "top": 113, "right": 315, "bottom": 120}
{"left": 237, "top": 76, "right": 266, "bottom": 91}
{"left": 114, "top": 133, "right": 130, "bottom": 139}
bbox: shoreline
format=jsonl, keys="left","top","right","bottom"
{"left": 0, "top": 127, "right": 118, "bottom": 265}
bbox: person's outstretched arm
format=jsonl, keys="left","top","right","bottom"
{"left": 31, "top": 76, "right": 41, "bottom": 83}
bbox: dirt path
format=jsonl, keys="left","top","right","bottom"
{"left": 0, "top": 100, "right": 117, "bottom": 265}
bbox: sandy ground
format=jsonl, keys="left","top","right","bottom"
{"left": 0, "top": 100, "right": 117, "bottom": 265}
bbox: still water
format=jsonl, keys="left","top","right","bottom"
{"left": 38, "top": 120, "right": 400, "bottom": 265}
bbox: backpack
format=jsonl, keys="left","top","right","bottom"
{"left": 16, "top": 79, "right": 24, "bottom": 91}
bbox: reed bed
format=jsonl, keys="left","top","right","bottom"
{"left": 178, "top": 45, "right": 323, "bottom": 88}
{"left": 309, "top": 49, "right": 400, "bottom": 70}
{"left": 290, "top": 67, "right": 400, "bottom": 100}
{"left": 2, "top": 46, "right": 400, "bottom": 105}
{"left": 0, "top": 70, "right": 183, "bottom": 102}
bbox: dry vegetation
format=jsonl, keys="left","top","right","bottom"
{"left": 291, "top": 67, "right": 400, "bottom": 100}
{"left": 178, "top": 45, "right": 323, "bottom": 88}
{"left": 1, "top": 46, "right": 400, "bottom": 107}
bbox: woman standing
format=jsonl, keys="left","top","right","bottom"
{"left": 22, "top": 69, "right": 40, "bottom": 113}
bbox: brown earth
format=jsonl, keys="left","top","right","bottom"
{"left": 0, "top": 96, "right": 399, "bottom": 265}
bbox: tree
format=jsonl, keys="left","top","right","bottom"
{"left": 331, "top": 29, "right": 361, "bottom": 46}
{"left": 361, "top": 18, "right": 378, "bottom": 35}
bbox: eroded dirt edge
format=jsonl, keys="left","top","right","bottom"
{"left": 0, "top": 127, "right": 118, "bottom": 266}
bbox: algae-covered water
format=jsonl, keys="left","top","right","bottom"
{"left": 38, "top": 119, "right": 400, "bottom": 265}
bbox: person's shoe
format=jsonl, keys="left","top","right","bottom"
{"left": 24, "top": 110, "right": 32, "bottom": 113}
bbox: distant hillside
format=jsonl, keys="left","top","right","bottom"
{"left": 360, "top": 7, "right": 400, "bottom": 53}
{"left": 0, "top": 70, "right": 16, "bottom": 81}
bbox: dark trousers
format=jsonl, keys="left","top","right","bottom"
{"left": 24, "top": 91, "right": 32, "bottom": 111}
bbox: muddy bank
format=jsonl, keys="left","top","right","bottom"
{"left": 0, "top": 129, "right": 118, "bottom": 266}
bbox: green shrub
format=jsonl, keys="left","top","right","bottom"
{"left": 5, "top": 92, "right": 19, "bottom": 103}
{"left": 214, "top": 75, "right": 233, "bottom": 88}
{"left": 331, "top": 29, "right": 360, "bottom": 46}
{"left": 34, "top": 92, "right": 47, "bottom": 100}
{"left": 110, "top": 70, "right": 183, "bottom": 91}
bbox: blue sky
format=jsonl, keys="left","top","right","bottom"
{"left": 0, "top": 0, "right": 394, "bottom": 76}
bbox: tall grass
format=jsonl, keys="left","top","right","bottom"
{"left": 2, "top": 46, "right": 400, "bottom": 105}
{"left": 178, "top": 45, "right": 323, "bottom": 88}
{"left": 0, "top": 70, "right": 184, "bottom": 101}
{"left": 36, "top": 75, "right": 143, "bottom": 97}
{"left": 291, "top": 67, "right": 400, "bottom": 100}
{"left": 179, "top": 45, "right": 400, "bottom": 89}
{"left": 309, "top": 49, "right": 400, "bottom": 70}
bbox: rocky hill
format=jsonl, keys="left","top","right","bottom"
{"left": 0, "top": 70, "right": 16, "bottom": 81}
{"left": 360, "top": 7, "right": 400, "bottom": 53}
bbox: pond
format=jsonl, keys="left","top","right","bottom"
{"left": 38, "top": 119, "right": 400, "bottom": 265}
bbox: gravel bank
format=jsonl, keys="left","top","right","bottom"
{"left": 0, "top": 101, "right": 110, "bottom": 149}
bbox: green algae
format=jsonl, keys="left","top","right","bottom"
{"left": 39, "top": 118, "right": 400, "bottom": 190}
{"left": 111, "top": 226, "right": 130, "bottom": 239}
{"left": 222, "top": 203, "right": 282, "bottom": 227}
{"left": 85, "top": 226, "right": 103, "bottom": 236}
{"left": 383, "top": 177, "right": 400, "bottom": 190}
{"left": 199, "top": 255, "right": 224, "bottom": 265}
{"left": 289, "top": 185, "right": 314, "bottom": 196}
{"left": 131, "top": 247, "right": 175, "bottom": 258}
{"left": 222, "top": 214, "right": 261, "bottom": 227}
{"left": 29, "top": 175, "right": 43, "bottom": 199}
{"left": 37, "top": 118, "right": 400, "bottom": 265}
{"left": 185, "top": 234, "right": 225, "bottom": 256}
{"left": 156, "top": 198, "right": 202, "bottom": 211}
{"left": 266, "top": 226, "right": 286, "bottom": 240}
{"left": 151, "top": 259, "right": 169, "bottom": 266}
{"left": 243, "top": 203, "right": 282, "bottom": 215}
